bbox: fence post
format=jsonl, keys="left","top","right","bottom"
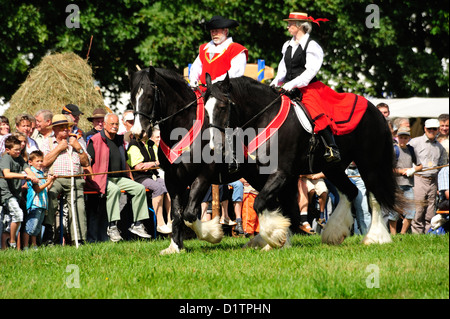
{"left": 257, "top": 59, "right": 265, "bottom": 82}
{"left": 211, "top": 184, "right": 220, "bottom": 219}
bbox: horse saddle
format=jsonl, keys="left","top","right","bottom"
{"left": 284, "top": 91, "right": 318, "bottom": 173}
{"left": 292, "top": 99, "right": 313, "bottom": 134}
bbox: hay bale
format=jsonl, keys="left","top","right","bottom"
{"left": 5, "top": 52, "right": 106, "bottom": 132}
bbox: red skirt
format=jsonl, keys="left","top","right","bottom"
{"left": 299, "top": 81, "right": 368, "bottom": 135}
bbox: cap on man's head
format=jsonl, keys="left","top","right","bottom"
{"left": 397, "top": 126, "right": 410, "bottom": 136}
{"left": 51, "top": 114, "right": 74, "bottom": 128}
{"left": 87, "top": 108, "right": 108, "bottom": 122}
{"left": 425, "top": 119, "right": 440, "bottom": 128}
{"left": 123, "top": 113, "right": 134, "bottom": 122}
{"left": 205, "top": 16, "right": 239, "bottom": 31}
{"left": 62, "top": 104, "right": 83, "bottom": 116}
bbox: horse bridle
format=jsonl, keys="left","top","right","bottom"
{"left": 207, "top": 92, "right": 235, "bottom": 133}
{"left": 133, "top": 74, "right": 202, "bottom": 127}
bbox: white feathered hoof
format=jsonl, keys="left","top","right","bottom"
{"left": 321, "top": 193, "right": 353, "bottom": 245}
{"left": 259, "top": 209, "right": 291, "bottom": 248}
{"left": 160, "top": 239, "right": 182, "bottom": 255}
{"left": 243, "top": 234, "right": 272, "bottom": 250}
{"left": 184, "top": 216, "right": 224, "bottom": 244}
{"left": 362, "top": 194, "right": 392, "bottom": 245}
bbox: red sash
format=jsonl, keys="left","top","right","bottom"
{"left": 246, "top": 95, "right": 291, "bottom": 156}
{"left": 159, "top": 90, "right": 205, "bottom": 164}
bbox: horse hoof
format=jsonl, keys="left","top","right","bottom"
{"left": 243, "top": 234, "right": 268, "bottom": 249}
{"left": 160, "top": 239, "right": 181, "bottom": 255}
{"left": 261, "top": 244, "right": 273, "bottom": 251}
{"left": 259, "top": 209, "right": 291, "bottom": 248}
{"left": 185, "top": 217, "right": 224, "bottom": 244}
{"left": 321, "top": 233, "right": 346, "bottom": 245}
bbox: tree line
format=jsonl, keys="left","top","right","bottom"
{"left": 1, "top": 0, "right": 448, "bottom": 110}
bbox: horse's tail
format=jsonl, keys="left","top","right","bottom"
{"left": 355, "top": 104, "right": 408, "bottom": 213}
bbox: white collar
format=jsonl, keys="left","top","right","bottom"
{"left": 204, "top": 37, "right": 233, "bottom": 53}
{"left": 289, "top": 33, "right": 310, "bottom": 49}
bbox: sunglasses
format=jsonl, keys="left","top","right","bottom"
{"left": 426, "top": 127, "right": 438, "bottom": 131}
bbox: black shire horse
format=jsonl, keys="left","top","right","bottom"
{"left": 205, "top": 74, "right": 401, "bottom": 246}
{"left": 129, "top": 66, "right": 247, "bottom": 254}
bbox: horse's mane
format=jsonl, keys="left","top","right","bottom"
{"left": 154, "top": 68, "right": 193, "bottom": 99}
{"left": 229, "top": 76, "right": 278, "bottom": 106}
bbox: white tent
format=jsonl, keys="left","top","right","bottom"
{"left": 367, "top": 97, "right": 449, "bottom": 119}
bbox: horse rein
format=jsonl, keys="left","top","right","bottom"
{"left": 154, "top": 92, "right": 203, "bottom": 127}
{"left": 209, "top": 91, "right": 282, "bottom": 137}
{"left": 133, "top": 73, "right": 203, "bottom": 127}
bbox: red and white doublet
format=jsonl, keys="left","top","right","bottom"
{"left": 189, "top": 37, "right": 248, "bottom": 87}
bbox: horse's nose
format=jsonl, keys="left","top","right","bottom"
{"left": 209, "top": 128, "right": 215, "bottom": 150}
{"left": 131, "top": 117, "right": 142, "bottom": 135}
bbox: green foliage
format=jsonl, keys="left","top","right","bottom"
{"left": 0, "top": 0, "right": 448, "bottom": 110}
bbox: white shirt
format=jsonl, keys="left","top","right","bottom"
{"left": 27, "top": 136, "right": 39, "bottom": 154}
{"left": 189, "top": 37, "right": 247, "bottom": 86}
{"left": 271, "top": 33, "right": 324, "bottom": 90}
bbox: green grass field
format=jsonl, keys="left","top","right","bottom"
{"left": 1, "top": 234, "right": 448, "bottom": 299}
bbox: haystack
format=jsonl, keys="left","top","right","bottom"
{"left": 5, "top": 52, "right": 106, "bottom": 132}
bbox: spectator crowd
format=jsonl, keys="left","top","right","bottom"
{"left": 0, "top": 104, "right": 448, "bottom": 251}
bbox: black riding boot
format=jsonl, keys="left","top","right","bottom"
{"left": 318, "top": 126, "right": 341, "bottom": 163}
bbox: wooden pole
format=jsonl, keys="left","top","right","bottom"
{"left": 211, "top": 184, "right": 220, "bottom": 219}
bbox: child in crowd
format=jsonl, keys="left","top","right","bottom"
{"left": 0, "top": 116, "right": 10, "bottom": 136}
{"left": 0, "top": 136, "right": 39, "bottom": 250}
{"left": 22, "top": 151, "right": 56, "bottom": 250}
{"left": 388, "top": 127, "right": 423, "bottom": 234}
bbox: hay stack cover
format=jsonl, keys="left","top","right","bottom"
{"left": 6, "top": 52, "right": 106, "bottom": 132}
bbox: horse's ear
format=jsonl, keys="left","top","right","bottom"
{"left": 148, "top": 66, "right": 156, "bottom": 81}
{"left": 224, "top": 72, "right": 231, "bottom": 92}
{"left": 205, "top": 73, "right": 212, "bottom": 87}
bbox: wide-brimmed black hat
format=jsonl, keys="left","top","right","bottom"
{"left": 205, "top": 16, "right": 239, "bottom": 31}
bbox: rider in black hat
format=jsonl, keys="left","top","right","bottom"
{"left": 189, "top": 15, "right": 248, "bottom": 90}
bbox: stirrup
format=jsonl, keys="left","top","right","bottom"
{"left": 324, "top": 146, "right": 341, "bottom": 163}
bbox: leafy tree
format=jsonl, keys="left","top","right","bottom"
{"left": 0, "top": 0, "right": 448, "bottom": 111}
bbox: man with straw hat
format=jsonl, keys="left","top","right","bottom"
{"left": 86, "top": 108, "right": 108, "bottom": 142}
{"left": 189, "top": 15, "right": 248, "bottom": 90}
{"left": 41, "top": 114, "right": 90, "bottom": 245}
